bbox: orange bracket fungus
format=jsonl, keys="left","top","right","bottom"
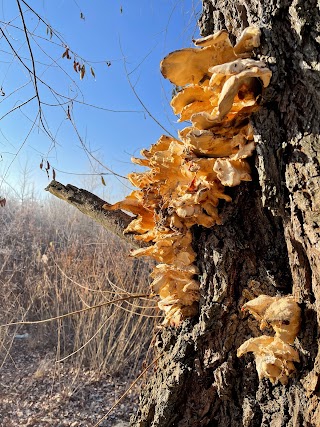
{"left": 104, "top": 27, "right": 272, "bottom": 327}
{"left": 237, "top": 296, "right": 301, "bottom": 384}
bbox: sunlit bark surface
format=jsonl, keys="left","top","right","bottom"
{"left": 131, "top": 1, "right": 320, "bottom": 425}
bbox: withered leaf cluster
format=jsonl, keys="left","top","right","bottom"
{"left": 104, "top": 27, "right": 271, "bottom": 326}
{"left": 237, "top": 295, "right": 301, "bottom": 384}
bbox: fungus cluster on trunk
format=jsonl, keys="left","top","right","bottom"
{"left": 237, "top": 295, "right": 301, "bottom": 384}
{"left": 104, "top": 27, "right": 272, "bottom": 326}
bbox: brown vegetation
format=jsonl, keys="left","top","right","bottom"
{"left": 0, "top": 195, "right": 156, "bottom": 376}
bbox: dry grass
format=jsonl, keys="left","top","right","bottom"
{"left": 0, "top": 195, "right": 157, "bottom": 379}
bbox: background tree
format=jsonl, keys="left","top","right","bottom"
{"left": 0, "top": 1, "right": 199, "bottom": 200}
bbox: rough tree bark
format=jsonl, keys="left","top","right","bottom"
{"left": 129, "top": 1, "right": 320, "bottom": 426}
{"left": 46, "top": 1, "right": 319, "bottom": 425}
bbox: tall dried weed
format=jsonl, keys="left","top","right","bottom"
{"left": 0, "top": 195, "right": 157, "bottom": 378}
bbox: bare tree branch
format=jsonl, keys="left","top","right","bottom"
{"left": 45, "top": 180, "right": 145, "bottom": 248}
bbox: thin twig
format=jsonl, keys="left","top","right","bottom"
{"left": 16, "top": 0, "right": 52, "bottom": 139}
{"left": 93, "top": 353, "right": 163, "bottom": 427}
{"left": 56, "top": 308, "right": 120, "bottom": 363}
{"left": 119, "top": 39, "right": 175, "bottom": 138}
{"left": 0, "top": 111, "right": 39, "bottom": 188}
{"left": 0, "top": 96, "right": 36, "bottom": 121}
{"left": 1, "top": 294, "right": 154, "bottom": 328}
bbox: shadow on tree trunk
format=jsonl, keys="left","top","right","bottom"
{"left": 130, "top": 0, "right": 320, "bottom": 425}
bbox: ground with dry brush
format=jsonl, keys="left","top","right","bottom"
{"left": 0, "top": 196, "right": 156, "bottom": 426}
{"left": 0, "top": 340, "right": 137, "bottom": 426}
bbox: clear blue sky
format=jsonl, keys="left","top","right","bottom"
{"left": 0, "top": 0, "right": 202, "bottom": 201}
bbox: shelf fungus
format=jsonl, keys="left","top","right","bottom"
{"left": 237, "top": 295, "right": 301, "bottom": 384}
{"left": 104, "top": 27, "right": 271, "bottom": 326}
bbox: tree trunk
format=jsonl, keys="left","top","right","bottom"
{"left": 131, "top": 1, "right": 320, "bottom": 426}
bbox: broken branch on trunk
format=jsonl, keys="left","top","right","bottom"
{"left": 45, "top": 180, "right": 145, "bottom": 248}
